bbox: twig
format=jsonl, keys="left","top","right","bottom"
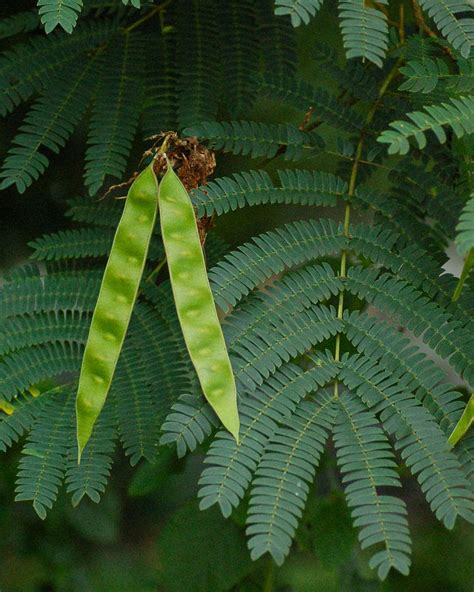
{"left": 124, "top": 0, "right": 172, "bottom": 34}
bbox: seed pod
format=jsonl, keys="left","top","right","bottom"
{"left": 449, "top": 393, "right": 473, "bottom": 446}
{"left": 75, "top": 164, "right": 159, "bottom": 461}
{"left": 159, "top": 163, "right": 240, "bottom": 442}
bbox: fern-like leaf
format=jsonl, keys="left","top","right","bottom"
{"left": 343, "top": 311, "right": 470, "bottom": 460}
{"left": 0, "top": 310, "right": 89, "bottom": 355}
{"left": 399, "top": 57, "right": 474, "bottom": 94}
{"left": 255, "top": 74, "right": 365, "bottom": 131}
{"left": 66, "top": 404, "right": 116, "bottom": 505}
{"left": 223, "top": 263, "right": 342, "bottom": 345}
{"left": 0, "top": 342, "right": 82, "bottom": 402}
{"left": 231, "top": 304, "right": 342, "bottom": 392}
{"left": 378, "top": 96, "right": 474, "bottom": 155}
{"left": 340, "top": 354, "right": 474, "bottom": 528}
{"left": 192, "top": 169, "right": 347, "bottom": 217}
{"left": 184, "top": 121, "right": 324, "bottom": 161}
{"left": 0, "top": 10, "right": 41, "bottom": 39}
{"left": 218, "top": 1, "right": 259, "bottom": 117}
{"left": 274, "top": 0, "right": 323, "bottom": 27}
{"left": 345, "top": 266, "right": 474, "bottom": 386}
{"left": 333, "top": 392, "right": 411, "bottom": 579}
{"left": 37, "top": 0, "right": 84, "bottom": 34}
{"left": 160, "top": 394, "right": 219, "bottom": 458}
{"left": 246, "top": 390, "right": 337, "bottom": 565}
{"left": 199, "top": 356, "right": 339, "bottom": 517}
{"left": 175, "top": 0, "right": 219, "bottom": 128}
{"left": 0, "top": 392, "right": 47, "bottom": 452}
{"left": 257, "top": 0, "right": 297, "bottom": 76}
{"left": 456, "top": 194, "right": 474, "bottom": 255}
{"left": 0, "top": 20, "right": 115, "bottom": 117}
{"left": 141, "top": 30, "right": 178, "bottom": 137}
{"left": 111, "top": 346, "right": 158, "bottom": 465}
{"left": 208, "top": 218, "right": 346, "bottom": 311}
{"left": 15, "top": 388, "right": 74, "bottom": 519}
{"left": 418, "top": 0, "right": 474, "bottom": 58}
{"left": 0, "top": 267, "right": 101, "bottom": 320}
{"left": 338, "top": 0, "right": 389, "bottom": 68}
{"left": 84, "top": 33, "right": 145, "bottom": 195}
{"left": 131, "top": 301, "right": 193, "bottom": 424}
{"left": 0, "top": 59, "right": 97, "bottom": 193}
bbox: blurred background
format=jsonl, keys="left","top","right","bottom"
{"left": 0, "top": 2, "right": 473, "bottom": 591}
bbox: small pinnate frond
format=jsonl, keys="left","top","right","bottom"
{"left": 66, "top": 405, "right": 116, "bottom": 506}
{"left": 0, "top": 393, "right": 47, "bottom": 453}
{"left": 255, "top": 74, "right": 365, "bottom": 131}
{"left": 0, "top": 59, "right": 97, "bottom": 193}
{"left": 84, "top": 34, "right": 145, "bottom": 195}
{"left": 352, "top": 186, "right": 445, "bottom": 255}
{"left": 418, "top": 0, "right": 474, "bottom": 58}
{"left": 0, "top": 267, "right": 101, "bottom": 319}
{"left": 274, "top": 0, "right": 323, "bottom": 27}
{"left": 223, "top": 263, "right": 342, "bottom": 346}
{"left": 160, "top": 394, "right": 219, "bottom": 459}
{"left": 199, "top": 357, "right": 339, "bottom": 518}
{"left": 15, "top": 389, "right": 74, "bottom": 519}
{"left": 246, "top": 390, "right": 337, "bottom": 565}
{"left": 399, "top": 58, "right": 451, "bottom": 93}
{"left": 191, "top": 169, "right": 347, "bottom": 217}
{"left": 208, "top": 218, "right": 346, "bottom": 310}
{"left": 66, "top": 195, "right": 123, "bottom": 228}
{"left": 0, "top": 342, "right": 82, "bottom": 402}
{"left": 231, "top": 304, "right": 342, "bottom": 392}
{"left": 454, "top": 57, "right": 474, "bottom": 92}
{"left": 257, "top": 0, "right": 298, "bottom": 76}
{"left": 333, "top": 392, "right": 411, "bottom": 580}
{"left": 37, "top": 0, "right": 84, "bottom": 34}
{"left": 343, "top": 312, "right": 468, "bottom": 442}
{"left": 0, "top": 11, "right": 41, "bottom": 39}
{"left": 378, "top": 95, "right": 474, "bottom": 155}
{"left": 111, "top": 346, "right": 158, "bottom": 466}
{"left": 345, "top": 266, "right": 474, "bottom": 386}
{"left": 184, "top": 121, "right": 323, "bottom": 161}
{"left": 314, "top": 42, "right": 382, "bottom": 101}
{"left": 338, "top": 0, "right": 389, "bottom": 68}
{"left": 141, "top": 30, "right": 178, "bottom": 137}
{"left": 218, "top": 1, "right": 259, "bottom": 117}
{"left": 0, "top": 20, "right": 115, "bottom": 117}
{"left": 36, "top": 0, "right": 139, "bottom": 33}
{"left": 175, "top": 0, "right": 219, "bottom": 128}
{"left": 131, "top": 302, "right": 193, "bottom": 417}
{"left": 339, "top": 354, "right": 474, "bottom": 529}
{"left": 29, "top": 226, "right": 164, "bottom": 261}
{"left": 0, "top": 310, "right": 89, "bottom": 355}
{"left": 399, "top": 57, "right": 474, "bottom": 94}
{"left": 456, "top": 195, "right": 474, "bottom": 255}
{"left": 30, "top": 227, "right": 115, "bottom": 260}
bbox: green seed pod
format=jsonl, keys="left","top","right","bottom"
{"left": 75, "top": 164, "right": 159, "bottom": 461}
{"left": 448, "top": 393, "right": 473, "bottom": 446}
{"left": 159, "top": 163, "right": 240, "bottom": 442}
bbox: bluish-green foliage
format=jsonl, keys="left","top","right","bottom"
{"left": 0, "top": 0, "right": 473, "bottom": 584}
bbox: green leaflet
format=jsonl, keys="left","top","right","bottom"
{"left": 75, "top": 164, "right": 159, "bottom": 461}
{"left": 159, "top": 163, "right": 240, "bottom": 442}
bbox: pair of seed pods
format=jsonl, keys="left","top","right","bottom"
{"left": 75, "top": 161, "right": 239, "bottom": 461}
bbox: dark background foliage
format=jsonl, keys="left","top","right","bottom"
{"left": 0, "top": 1, "right": 473, "bottom": 591}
